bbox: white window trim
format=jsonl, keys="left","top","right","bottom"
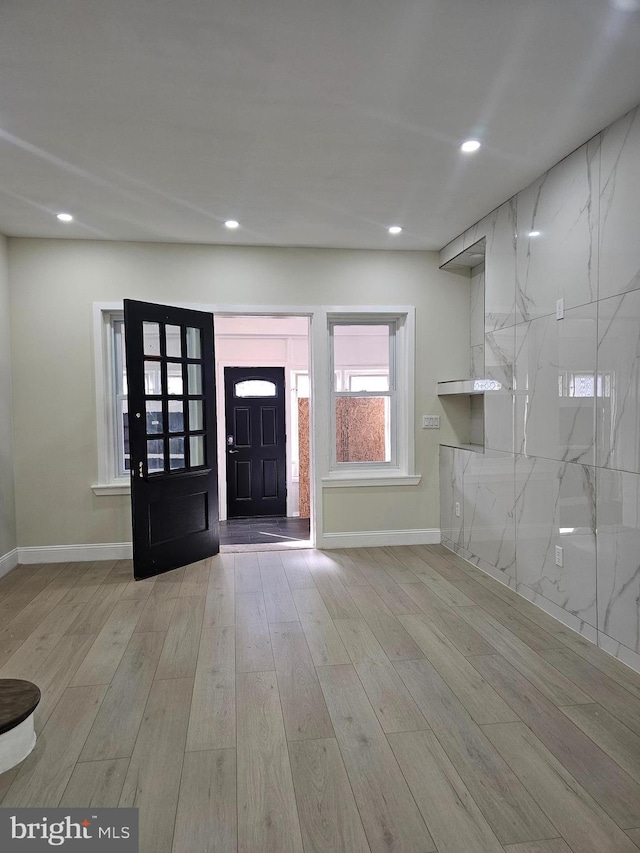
{"left": 92, "top": 303, "right": 130, "bottom": 495}
{"left": 316, "top": 307, "right": 416, "bottom": 486}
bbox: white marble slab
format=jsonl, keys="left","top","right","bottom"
{"left": 439, "top": 234, "right": 465, "bottom": 268}
{"left": 462, "top": 450, "right": 516, "bottom": 582}
{"left": 514, "top": 303, "right": 597, "bottom": 464}
{"left": 470, "top": 344, "right": 484, "bottom": 380}
{"left": 484, "top": 199, "right": 517, "bottom": 333}
{"left": 470, "top": 264, "right": 485, "bottom": 347}
{"left": 484, "top": 327, "right": 514, "bottom": 453}
{"left": 439, "top": 446, "right": 464, "bottom": 546}
{"left": 596, "top": 288, "right": 640, "bottom": 474}
{"left": 516, "top": 138, "right": 599, "bottom": 323}
{"left": 600, "top": 105, "right": 640, "bottom": 301}
{"left": 515, "top": 455, "right": 596, "bottom": 627}
{"left": 596, "top": 467, "right": 640, "bottom": 655}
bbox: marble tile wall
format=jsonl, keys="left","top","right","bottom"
{"left": 439, "top": 103, "right": 640, "bottom": 674}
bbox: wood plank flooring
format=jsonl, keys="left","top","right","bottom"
{"left": 2, "top": 544, "right": 640, "bottom": 852}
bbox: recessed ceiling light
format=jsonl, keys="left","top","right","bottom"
{"left": 224, "top": 220, "right": 239, "bottom": 229}
{"left": 388, "top": 225, "right": 403, "bottom": 235}
{"left": 528, "top": 230, "right": 541, "bottom": 237}
{"left": 56, "top": 212, "right": 73, "bottom": 222}
{"left": 460, "top": 140, "right": 481, "bottom": 153}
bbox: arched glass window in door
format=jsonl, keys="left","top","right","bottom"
{"left": 234, "top": 379, "right": 277, "bottom": 398}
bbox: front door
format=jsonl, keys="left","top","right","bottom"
{"left": 225, "top": 366, "right": 287, "bottom": 517}
{"left": 124, "top": 300, "right": 219, "bottom": 579}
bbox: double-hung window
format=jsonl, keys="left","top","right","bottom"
{"left": 329, "top": 318, "right": 398, "bottom": 469}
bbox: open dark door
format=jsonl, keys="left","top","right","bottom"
{"left": 124, "top": 300, "right": 219, "bottom": 579}
{"left": 225, "top": 366, "right": 287, "bottom": 517}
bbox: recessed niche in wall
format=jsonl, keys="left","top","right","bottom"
{"left": 438, "top": 238, "right": 487, "bottom": 452}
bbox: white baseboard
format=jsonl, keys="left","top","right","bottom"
{"left": 320, "top": 528, "right": 440, "bottom": 549}
{"left": 0, "top": 548, "right": 19, "bottom": 578}
{"left": 18, "top": 542, "right": 133, "bottom": 564}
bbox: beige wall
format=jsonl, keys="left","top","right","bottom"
{"left": 0, "top": 235, "right": 17, "bottom": 558}
{"left": 8, "top": 238, "right": 470, "bottom": 546}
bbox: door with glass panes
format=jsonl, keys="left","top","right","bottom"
{"left": 124, "top": 300, "right": 219, "bottom": 579}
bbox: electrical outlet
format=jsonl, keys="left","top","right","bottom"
{"left": 455, "top": 501, "right": 461, "bottom": 517}
{"left": 556, "top": 298, "right": 564, "bottom": 320}
{"left": 422, "top": 415, "right": 440, "bottom": 429}
{"left": 555, "top": 545, "right": 563, "bottom": 567}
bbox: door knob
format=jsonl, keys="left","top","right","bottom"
{"left": 228, "top": 449, "right": 239, "bottom": 454}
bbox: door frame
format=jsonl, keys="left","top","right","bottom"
{"left": 222, "top": 365, "right": 288, "bottom": 519}
{"left": 213, "top": 311, "right": 313, "bottom": 542}
{"left": 216, "top": 360, "right": 307, "bottom": 521}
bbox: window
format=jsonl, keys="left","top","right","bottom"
{"left": 329, "top": 321, "right": 396, "bottom": 467}
{"left": 234, "top": 379, "right": 277, "bottom": 397}
{"left": 112, "top": 317, "right": 129, "bottom": 477}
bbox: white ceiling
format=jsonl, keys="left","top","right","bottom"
{"left": 2, "top": 0, "right": 640, "bottom": 251}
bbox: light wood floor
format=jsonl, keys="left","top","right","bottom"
{"left": 2, "top": 545, "right": 640, "bottom": 853}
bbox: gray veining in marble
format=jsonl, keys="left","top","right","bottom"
{"left": 470, "top": 264, "right": 485, "bottom": 348}
{"left": 439, "top": 100, "right": 640, "bottom": 675}
{"left": 515, "top": 455, "right": 596, "bottom": 626}
{"left": 596, "top": 467, "right": 640, "bottom": 654}
{"left": 439, "top": 446, "right": 464, "bottom": 546}
{"left": 484, "top": 199, "right": 517, "bottom": 334}
{"left": 596, "top": 289, "right": 640, "bottom": 474}
{"left": 484, "top": 327, "right": 514, "bottom": 453}
{"left": 463, "top": 450, "right": 516, "bottom": 581}
{"left": 515, "top": 303, "right": 596, "bottom": 464}
{"left": 516, "top": 138, "right": 599, "bottom": 322}
{"left": 470, "top": 344, "right": 484, "bottom": 380}
{"left": 600, "top": 105, "right": 640, "bottom": 301}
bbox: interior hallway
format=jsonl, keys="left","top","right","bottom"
{"left": 219, "top": 516, "right": 310, "bottom": 547}
{"left": 1, "top": 545, "right": 640, "bottom": 852}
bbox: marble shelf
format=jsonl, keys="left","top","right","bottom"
{"left": 437, "top": 378, "right": 502, "bottom": 395}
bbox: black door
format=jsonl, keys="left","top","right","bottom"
{"left": 225, "top": 366, "right": 287, "bottom": 517}
{"left": 124, "top": 300, "right": 219, "bottom": 579}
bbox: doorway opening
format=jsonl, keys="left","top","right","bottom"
{"left": 214, "top": 315, "right": 312, "bottom": 551}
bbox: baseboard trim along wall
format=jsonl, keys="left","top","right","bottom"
{"left": 15, "top": 531, "right": 441, "bottom": 562}
{"left": 0, "top": 548, "right": 19, "bottom": 578}
{"left": 18, "top": 542, "right": 133, "bottom": 564}
{"left": 321, "top": 528, "right": 440, "bottom": 549}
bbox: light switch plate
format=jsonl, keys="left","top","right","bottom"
{"left": 555, "top": 545, "right": 563, "bottom": 567}
{"left": 556, "top": 298, "right": 564, "bottom": 320}
{"left": 455, "top": 501, "right": 461, "bottom": 517}
{"left": 422, "top": 415, "right": 440, "bottom": 429}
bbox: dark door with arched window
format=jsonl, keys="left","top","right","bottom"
{"left": 224, "top": 366, "right": 287, "bottom": 517}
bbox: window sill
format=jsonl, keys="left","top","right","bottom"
{"left": 92, "top": 482, "right": 131, "bottom": 496}
{"left": 321, "top": 474, "right": 421, "bottom": 488}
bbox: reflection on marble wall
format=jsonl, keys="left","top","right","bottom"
{"left": 596, "top": 289, "right": 640, "bottom": 474}
{"left": 484, "top": 327, "right": 514, "bottom": 453}
{"left": 469, "top": 396, "right": 483, "bottom": 447}
{"left": 515, "top": 305, "right": 597, "bottom": 464}
{"left": 471, "top": 344, "right": 484, "bottom": 379}
{"left": 485, "top": 200, "right": 517, "bottom": 334}
{"left": 462, "top": 451, "right": 516, "bottom": 584}
{"left": 600, "top": 105, "right": 640, "bottom": 302}
{"left": 515, "top": 456, "right": 596, "bottom": 627}
{"left": 597, "top": 468, "right": 640, "bottom": 660}
{"left": 439, "top": 102, "right": 640, "bottom": 673}
{"left": 439, "top": 446, "right": 463, "bottom": 546}
{"left": 470, "top": 265, "right": 485, "bottom": 348}
{"left": 516, "top": 138, "right": 599, "bottom": 323}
